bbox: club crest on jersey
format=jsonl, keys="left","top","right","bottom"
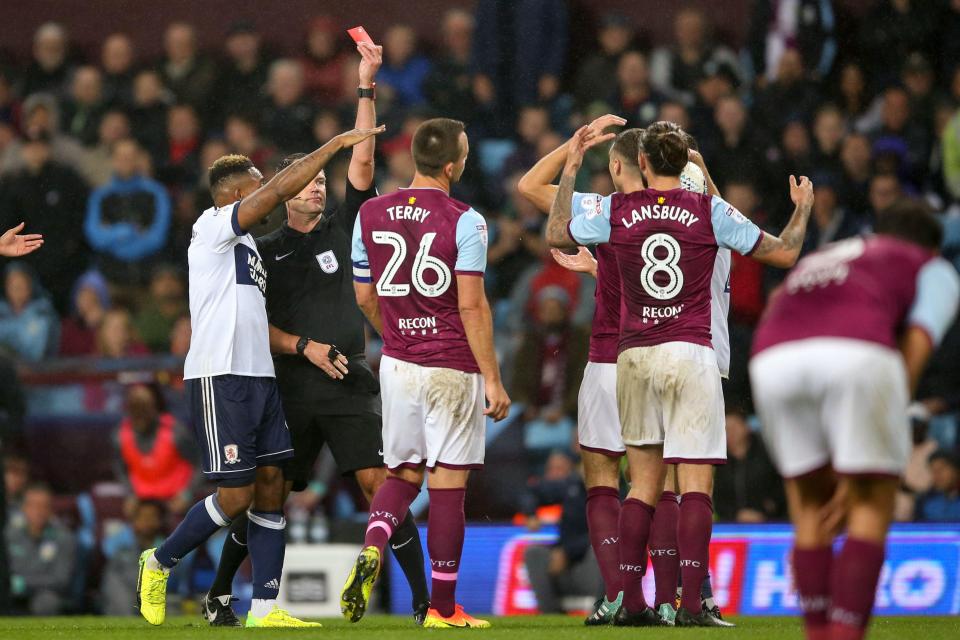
{"left": 223, "top": 444, "right": 240, "bottom": 465}
{"left": 725, "top": 205, "right": 750, "bottom": 224}
{"left": 316, "top": 250, "right": 339, "bottom": 273}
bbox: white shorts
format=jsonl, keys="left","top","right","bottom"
{"left": 616, "top": 342, "right": 726, "bottom": 463}
{"left": 379, "top": 354, "right": 486, "bottom": 470}
{"left": 750, "top": 338, "right": 910, "bottom": 479}
{"left": 578, "top": 362, "right": 625, "bottom": 457}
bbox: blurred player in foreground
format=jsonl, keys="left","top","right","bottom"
{"left": 135, "top": 124, "right": 383, "bottom": 628}
{"left": 750, "top": 200, "right": 960, "bottom": 640}
{"left": 549, "top": 122, "right": 813, "bottom": 626}
{"left": 343, "top": 118, "right": 510, "bottom": 629}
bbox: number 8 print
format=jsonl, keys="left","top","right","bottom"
{"left": 640, "top": 233, "right": 683, "bottom": 300}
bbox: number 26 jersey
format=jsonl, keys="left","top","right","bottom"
{"left": 570, "top": 188, "right": 762, "bottom": 353}
{"left": 352, "top": 188, "right": 488, "bottom": 374}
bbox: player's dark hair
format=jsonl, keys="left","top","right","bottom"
{"left": 276, "top": 152, "right": 307, "bottom": 174}
{"left": 412, "top": 117, "right": 466, "bottom": 177}
{"left": 208, "top": 154, "right": 255, "bottom": 196}
{"left": 610, "top": 128, "right": 643, "bottom": 169}
{"left": 641, "top": 121, "right": 688, "bottom": 176}
{"left": 874, "top": 198, "right": 943, "bottom": 251}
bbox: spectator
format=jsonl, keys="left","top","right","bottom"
{"left": 658, "top": 100, "right": 692, "bottom": 133}
{"left": 96, "top": 308, "right": 149, "bottom": 358}
{"left": 6, "top": 483, "right": 76, "bottom": 615}
{"left": 224, "top": 113, "right": 276, "bottom": 170}
{"left": 610, "top": 51, "right": 664, "bottom": 130}
{"left": 915, "top": 450, "right": 960, "bottom": 522}
{"left": 868, "top": 173, "right": 903, "bottom": 222}
{"left": 714, "top": 411, "right": 785, "bottom": 522}
{"left": 745, "top": 0, "right": 838, "bottom": 83}
{"left": 134, "top": 267, "right": 187, "bottom": 352}
{"left": 573, "top": 13, "right": 634, "bottom": 110}
{"left": 20, "top": 22, "right": 73, "bottom": 99}
{"left": 723, "top": 180, "right": 767, "bottom": 325}
{"left": 169, "top": 314, "right": 192, "bottom": 357}
{"left": 59, "top": 270, "right": 110, "bottom": 357}
{"left": 157, "top": 103, "right": 202, "bottom": 188}
{"left": 751, "top": 48, "right": 820, "bottom": 138}
{"left": 702, "top": 95, "right": 769, "bottom": 195}
{"left": 60, "top": 66, "right": 106, "bottom": 147}
{"left": 522, "top": 451, "right": 602, "bottom": 613}
{"left": 300, "top": 15, "right": 348, "bottom": 105}
{"left": 649, "top": 6, "right": 740, "bottom": 106}
{"left": 0, "top": 132, "right": 88, "bottom": 311}
{"left": 100, "top": 33, "right": 136, "bottom": 108}
{"left": 472, "top": 0, "right": 568, "bottom": 134}
{"left": 896, "top": 412, "right": 941, "bottom": 521}
{"left": 12, "top": 94, "right": 88, "bottom": 178}
{"left": 858, "top": 0, "right": 938, "bottom": 86}
{"left": 901, "top": 53, "right": 940, "bottom": 129}
{"left": 215, "top": 21, "right": 270, "bottom": 124}
{"left": 261, "top": 59, "right": 313, "bottom": 154}
{"left": 803, "top": 174, "right": 864, "bottom": 253}
{"left": 157, "top": 23, "right": 217, "bottom": 123}
{"left": 377, "top": 24, "right": 432, "bottom": 109}
{"left": 501, "top": 105, "right": 553, "bottom": 181}
{"left": 82, "top": 109, "right": 133, "bottom": 187}
{"left": 513, "top": 286, "right": 589, "bottom": 459}
{"left": 129, "top": 70, "right": 170, "bottom": 166}
{"left": 839, "top": 132, "right": 873, "bottom": 215}
{"left": 868, "top": 86, "right": 930, "bottom": 188}
{"left": 3, "top": 454, "right": 29, "bottom": 526}
{"left": 84, "top": 138, "right": 172, "bottom": 285}
{"left": 114, "top": 383, "right": 197, "bottom": 512}
{"left": 811, "top": 104, "right": 846, "bottom": 177}
{"left": 423, "top": 9, "right": 477, "bottom": 125}
{"left": 769, "top": 120, "right": 815, "bottom": 225}
{"left": 100, "top": 500, "right": 166, "bottom": 616}
{"left": 834, "top": 61, "right": 873, "bottom": 127}
{"left": 0, "top": 263, "right": 58, "bottom": 362}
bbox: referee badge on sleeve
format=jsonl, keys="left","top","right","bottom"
{"left": 317, "top": 250, "right": 339, "bottom": 274}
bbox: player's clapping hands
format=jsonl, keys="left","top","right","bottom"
{"left": 551, "top": 246, "right": 597, "bottom": 277}
{"left": 357, "top": 40, "right": 382, "bottom": 86}
{"left": 790, "top": 175, "right": 814, "bottom": 209}
{"left": 0, "top": 222, "right": 43, "bottom": 257}
{"left": 335, "top": 125, "right": 386, "bottom": 149}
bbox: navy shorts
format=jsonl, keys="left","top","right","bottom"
{"left": 186, "top": 375, "right": 293, "bottom": 485}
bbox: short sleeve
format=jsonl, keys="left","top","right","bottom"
{"left": 455, "top": 208, "right": 488, "bottom": 275}
{"left": 568, "top": 192, "right": 612, "bottom": 245}
{"left": 193, "top": 201, "right": 244, "bottom": 253}
{"left": 351, "top": 213, "right": 371, "bottom": 283}
{"left": 710, "top": 195, "right": 763, "bottom": 255}
{"left": 908, "top": 258, "right": 960, "bottom": 346}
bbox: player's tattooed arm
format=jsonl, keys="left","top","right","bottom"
{"left": 750, "top": 175, "right": 814, "bottom": 268}
{"left": 237, "top": 126, "right": 386, "bottom": 229}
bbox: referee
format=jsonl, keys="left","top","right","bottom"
{"left": 201, "top": 41, "right": 430, "bottom": 626}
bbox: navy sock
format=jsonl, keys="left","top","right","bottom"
{"left": 155, "top": 494, "right": 230, "bottom": 568}
{"left": 248, "top": 510, "right": 286, "bottom": 600}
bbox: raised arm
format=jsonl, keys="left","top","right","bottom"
{"left": 348, "top": 41, "right": 382, "bottom": 191}
{"left": 237, "top": 125, "right": 385, "bottom": 231}
{"left": 688, "top": 149, "right": 720, "bottom": 198}
{"left": 750, "top": 175, "right": 814, "bottom": 268}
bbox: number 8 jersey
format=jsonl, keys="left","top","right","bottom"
{"left": 352, "top": 188, "right": 488, "bottom": 373}
{"left": 570, "top": 188, "right": 762, "bottom": 353}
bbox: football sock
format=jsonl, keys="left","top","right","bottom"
{"left": 249, "top": 599, "right": 275, "bottom": 618}
{"left": 209, "top": 512, "right": 249, "bottom": 599}
{"left": 155, "top": 494, "right": 230, "bottom": 569}
{"left": 701, "top": 572, "right": 714, "bottom": 602}
{"left": 389, "top": 511, "right": 430, "bottom": 608}
{"left": 678, "top": 492, "right": 712, "bottom": 614}
{"left": 828, "top": 538, "right": 884, "bottom": 640}
{"left": 793, "top": 546, "right": 832, "bottom": 640}
{"left": 248, "top": 510, "right": 286, "bottom": 600}
{"left": 619, "top": 498, "right": 655, "bottom": 612}
{"left": 427, "top": 488, "right": 466, "bottom": 618}
{"left": 364, "top": 476, "right": 420, "bottom": 552}
{"left": 649, "top": 490, "right": 680, "bottom": 608}
{"left": 586, "top": 486, "right": 622, "bottom": 601}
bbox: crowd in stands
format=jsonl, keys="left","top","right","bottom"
{"left": 1, "top": 0, "right": 960, "bottom": 614}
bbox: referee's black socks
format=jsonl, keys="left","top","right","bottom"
{"left": 209, "top": 512, "right": 249, "bottom": 599}
{"left": 390, "top": 512, "right": 430, "bottom": 610}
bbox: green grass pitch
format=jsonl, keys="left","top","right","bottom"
{"left": 0, "top": 615, "right": 958, "bottom": 639}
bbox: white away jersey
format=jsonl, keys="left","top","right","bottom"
{"left": 184, "top": 201, "right": 274, "bottom": 379}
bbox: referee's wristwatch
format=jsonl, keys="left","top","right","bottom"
{"left": 296, "top": 336, "right": 311, "bottom": 357}
{"left": 358, "top": 83, "right": 376, "bottom": 100}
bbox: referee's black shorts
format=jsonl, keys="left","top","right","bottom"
{"left": 281, "top": 398, "right": 384, "bottom": 491}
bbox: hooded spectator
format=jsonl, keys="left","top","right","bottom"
{"left": 59, "top": 270, "right": 110, "bottom": 357}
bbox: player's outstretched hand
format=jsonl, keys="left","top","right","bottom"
{"left": 551, "top": 247, "right": 597, "bottom": 276}
{"left": 336, "top": 125, "right": 386, "bottom": 149}
{"left": 304, "top": 340, "right": 350, "bottom": 380}
{"left": 357, "top": 41, "right": 382, "bottom": 85}
{"left": 0, "top": 222, "right": 43, "bottom": 257}
{"left": 790, "top": 175, "right": 814, "bottom": 208}
{"left": 484, "top": 380, "right": 511, "bottom": 422}
{"left": 587, "top": 113, "right": 627, "bottom": 134}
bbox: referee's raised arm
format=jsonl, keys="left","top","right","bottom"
{"left": 348, "top": 40, "right": 382, "bottom": 192}
{"left": 234, "top": 125, "right": 385, "bottom": 232}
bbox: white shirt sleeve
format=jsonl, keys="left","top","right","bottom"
{"left": 908, "top": 257, "right": 960, "bottom": 346}
{"left": 568, "top": 192, "right": 612, "bottom": 245}
{"left": 710, "top": 195, "right": 763, "bottom": 255}
{"left": 193, "top": 201, "right": 245, "bottom": 253}
{"left": 351, "top": 213, "right": 371, "bottom": 283}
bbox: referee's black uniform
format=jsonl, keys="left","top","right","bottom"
{"left": 256, "top": 179, "right": 382, "bottom": 490}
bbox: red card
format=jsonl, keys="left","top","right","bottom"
{"left": 348, "top": 26, "right": 374, "bottom": 45}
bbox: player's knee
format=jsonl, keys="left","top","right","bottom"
{"left": 216, "top": 484, "right": 255, "bottom": 518}
{"left": 355, "top": 466, "right": 385, "bottom": 500}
